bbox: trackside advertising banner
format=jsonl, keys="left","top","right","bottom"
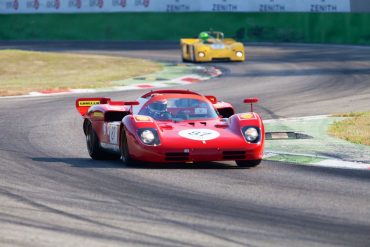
{"left": 0, "top": 0, "right": 351, "bottom": 14}
{"left": 200, "top": 0, "right": 351, "bottom": 12}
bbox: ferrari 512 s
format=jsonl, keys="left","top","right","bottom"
{"left": 75, "top": 90, "right": 264, "bottom": 167}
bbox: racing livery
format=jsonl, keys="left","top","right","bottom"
{"left": 76, "top": 90, "right": 264, "bottom": 167}
{"left": 180, "top": 31, "right": 245, "bottom": 62}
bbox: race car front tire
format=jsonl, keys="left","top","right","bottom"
{"left": 235, "top": 159, "right": 262, "bottom": 168}
{"left": 120, "top": 131, "right": 135, "bottom": 166}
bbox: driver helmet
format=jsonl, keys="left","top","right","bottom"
{"left": 199, "top": 32, "right": 209, "bottom": 42}
{"left": 148, "top": 99, "right": 168, "bottom": 115}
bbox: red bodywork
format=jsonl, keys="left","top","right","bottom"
{"left": 76, "top": 90, "right": 264, "bottom": 164}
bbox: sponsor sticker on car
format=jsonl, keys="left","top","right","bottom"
{"left": 78, "top": 100, "right": 101, "bottom": 106}
{"left": 238, "top": 113, "right": 256, "bottom": 120}
{"left": 134, "top": 115, "right": 153, "bottom": 122}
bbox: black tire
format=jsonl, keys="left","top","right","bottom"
{"left": 86, "top": 122, "right": 119, "bottom": 160}
{"left": 190, "top": 45, "right": 197, "bottom": 63}
{"left": 120, "top": 130, "right": 134, "bottom": 166}
{"left": 235, "top": 159, "right": 262, "bottom": 168}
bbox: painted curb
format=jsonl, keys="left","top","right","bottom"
{"left": 263, "top": 151, "right": 370, "bottom": 170}
{"left": 2, "top": 64, "right": 222, "bottom": 99}
{"left": 264, "top": 115, "right": 370, "bottom": 170}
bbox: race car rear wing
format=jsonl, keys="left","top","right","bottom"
{"left": 180, "top": 38, "right": 199, "bottom": 45}
{"left": 76, "top": 97, "right": 110, "bottom": 116}
{"left": 76, "top": 97, "right": 139, "bottom": 116}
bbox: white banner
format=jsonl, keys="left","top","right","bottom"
{"left": 246, "top": 0, "right": 351, "bottom": 13}
{"left": 0, "top": 0, "right": 351, "bottom": 14}
{"left": 200, "top": 0, "right": 245, "bottom": 12}
{"left": 201, "top": 0, "right": 351, "bottom": 12}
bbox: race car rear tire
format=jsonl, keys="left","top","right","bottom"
{"left": 235, "top": 159, "right": 262, "bottom": 168}
{"left": 86, "top": 123, "right": 118, "bottom": 160}
{"left": 120, "top": 131, "right": 134, "bottom": 166}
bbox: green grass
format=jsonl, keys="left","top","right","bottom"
{"left": 329, "top": 112, "right": 370, "bottom": 146}
{"left": 0, "top": 50, "right": 162, "bottom": 96}
{"left": 332, "top": 112, "right": 365, "bottom": 117}
{"left": 265, "top": 154, "right": 325, "bottom": 164}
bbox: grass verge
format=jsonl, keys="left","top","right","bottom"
{"left": 0, "top": 49, "right": 162, "bottom": 96}
{"left": 328, "top": 112, "right": 370, "bottom": 146}
{"left": 265, "top": 154, "right": 325, "bottom": 164}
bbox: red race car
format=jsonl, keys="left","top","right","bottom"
{"left": 75, "top": 90, "right": 264, "bottom": 167}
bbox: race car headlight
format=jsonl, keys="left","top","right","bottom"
{"left": 198, "top": 52, "right": 205, "bottom": 57}
{"left": 236, "top": 51, "right": 243, "bottom": 57}
{"left": 137, "top": 128, "right": 160, "bottom": 146}
{"left": 242, "top": 126, "right": 260, "bottom": 143}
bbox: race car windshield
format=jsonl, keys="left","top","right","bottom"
{"left": 140, "top": 98, "right": 219, "bottom": 121}
{"left": 208, "top": 31, "right": 224, "bottom": 40}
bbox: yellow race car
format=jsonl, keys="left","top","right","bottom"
{"left": 180, "top": 31, "right": 245, "bottom": 62}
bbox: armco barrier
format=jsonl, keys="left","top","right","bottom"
{"left": 0, "top": 13, "right": 370, "bottom": 45}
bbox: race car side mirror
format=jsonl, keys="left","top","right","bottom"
{"left": 243, "top": 98, "right": 259, "bottom": 112}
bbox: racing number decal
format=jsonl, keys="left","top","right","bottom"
{"left": 108, "top": 124, "right": 119, "bottom": 144}
{"left": 179, "top": 129, "right": 220, "bottom": 141}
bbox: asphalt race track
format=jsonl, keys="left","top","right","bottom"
{"left": 0, "top": 42, "right": 370, "bottom": 247}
